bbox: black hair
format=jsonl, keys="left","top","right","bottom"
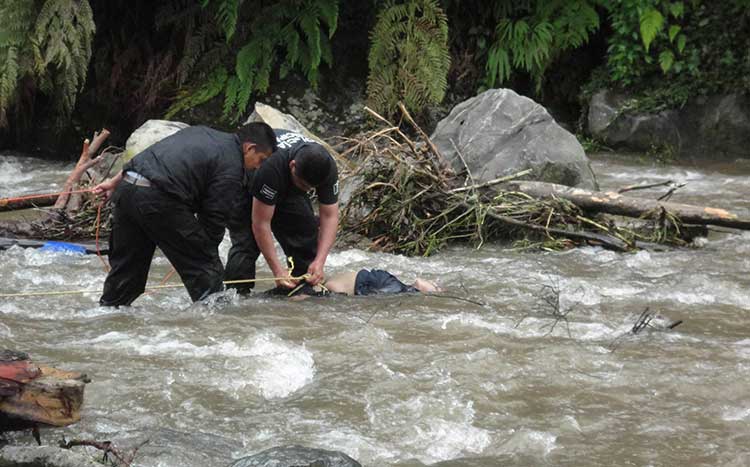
{"left": 236, "top": 122, "right": 278, "bottom": 153}
{"left": 293, "top": 144, "right": 332, "bottom": 187}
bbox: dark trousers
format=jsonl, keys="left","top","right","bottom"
{"left": 100, "top": 182, "right": 224, "bottom": 306}
{"left": 225, "top": 193, "right": 318, "bottom": 293}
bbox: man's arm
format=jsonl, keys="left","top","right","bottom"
{"left": 307, "top": 202, "right": 339, "bottom": 285}
{"left": 252, "top": 198, "right": 298, "bottom": 288}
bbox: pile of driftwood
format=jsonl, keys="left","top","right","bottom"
{"left": 0, "top": 129, "right": 120, "bottom": 241}
{"left": 339, "top": 108, "right": 750, "bottom": 255}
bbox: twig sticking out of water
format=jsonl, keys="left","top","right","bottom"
{"left": 608, "top": 307, "right": 683, "bottom": 352}
{"left": 59, "top": 437, "right": 148, "bottom": 467}
{"left": 515, "top": 279, "right": 580, "bottom": 338}
{"left": 631, "top": 307, "right": 683, "bottom": 334}
{"left": 656, "top": 182, "right": 686, "bottom": 202}
{"left": 616, "top": 180, "right": 686, "bottom": 202}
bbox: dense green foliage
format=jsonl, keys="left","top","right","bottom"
{"left": 1, "top": 0, "right": 749, "bottom": 147}
{"left": 166, "top": 0, "right": 339, "bottom": 121}
{"left": 597, "top": 0, "right": 750, "bottom": 110}
{"left": 366, "top": 0, "right": 450, "bottom": 117}
{"left": 482, "top": 0, "right": 600, "bottom": 91}
{"left": 0, "top": 0, "right": 94, "bottom": 129}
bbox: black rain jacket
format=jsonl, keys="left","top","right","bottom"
{"left": 122, "top": 126, "right": 244, "bottom": 246}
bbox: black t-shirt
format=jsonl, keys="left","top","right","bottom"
{"left": 251, "top": 130, "right": 338, "bottom": 206}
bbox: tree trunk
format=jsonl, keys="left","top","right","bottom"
{"left": 505, "top": 181, "right": 750, "bottom": 230}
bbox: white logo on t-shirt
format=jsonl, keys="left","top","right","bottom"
{"left": 276, "top": 132, "right": 315, "bottom": 149}
{"left": 332, "top": 181, "right": 339, "bottom": 196}
{"left": 260, "top": 184, "right": 277, "bottom": 200}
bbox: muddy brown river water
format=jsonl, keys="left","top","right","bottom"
{"left": 1, "top": 152, "right": 749, "bottom": 466}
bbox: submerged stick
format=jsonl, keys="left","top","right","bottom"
{"left": 449, "top": 169, "right": 533, "bottom": 194}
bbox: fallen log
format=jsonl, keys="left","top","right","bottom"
{"left": 0, "top": 193, "right": 59, "bottom": 211}
{"left": 505, "top": 181, "right": 750, "bottom": 230}
{"left": 0, "top": 350, "right": 88, "bottom": 432}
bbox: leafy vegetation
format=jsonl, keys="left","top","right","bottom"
{"left": 166, "top": 0, "right": 339, "bottom": 121}
{"left": 596, "top": 0, "right": 750, "bottom": 112}
{"left": 1, "top": 0, "right": 749, "bottom": 148}
{"left": 483, "top": 0, "right": 600, "bottom": 91}
{"left": 0, "top": 0, "right": 95, "bottom": 130}
{"left": 366, "top": 0, "right": 450, "bottom": 118}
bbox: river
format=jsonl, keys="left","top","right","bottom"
{"left": 1, "top": 151, "right": 749, "bottom": 466}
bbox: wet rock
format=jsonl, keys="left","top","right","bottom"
{"left": 0, "top": 445, "right": 102, "bottom": 467}
{"left": 587, "top": 90, "right": 680, "bottom": 152}
{"left": 587, "top": 90, "right": 750, "bottom": 160}
{"left": 262, "top": 76, "right": 367, "bottom": 140}
{"left": 114, "top": 428, "right": 241, "bottom": 467}
{"left": 431, "top": 88, "right": 598, "bottom": 190}
{"left": 245, "top": 102, "right": 339, "bottom": 158}
{"left": 124, "top": 119, "right": 190, "bottom": 162}
{"left": 228, "top": 445, "right": 361, "bottom": 467}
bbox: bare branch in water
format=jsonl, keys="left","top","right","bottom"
{"left": 514, "top": 278, "right": 580, "bottom": 339}
{"left": 608, "top": 307, "right": 684, "bottom": 352}
{"left": 59, "top": 437, "right": 148, "bottom": 467}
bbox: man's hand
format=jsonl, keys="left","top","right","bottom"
{"left": 272, "top": 266, "right": 299, "bottom": 289}
{"left": 92, "top": 175, "right": 120, "bottom": 201}
{"left": 306, "top": 259, "right": 325, "bottom": 285}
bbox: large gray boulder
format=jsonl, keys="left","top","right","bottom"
{"left": 0, "top": 446, "right": 102, "bottom": 467}
{"left": 228, "top": 445, "right": 361, "bottom": 467}
{"left": 124, "top": 119, "right": 190, "bottom": 162}
{"left": 245, "top": 102, "right": 340, "bottom": 158}
{"left": 587, "top": 90, "right": 750, "bottom": 159}
{"left": 431, "top": 88, "right": 598, "bottom": 190}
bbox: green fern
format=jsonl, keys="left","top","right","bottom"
{"left": 34, "top": 0, "right": 95, "bottom": 123}
{"left": 366, "top": 0, "right": 450, "bottom": 118}
{"left": 181, "top": 0, "right": 339, "bottom": 122}
{"left": 640, "top": 7, "right": 664, "bottom": 52}
{"left": 165, "top": 66, "right": 228, "bottom": 119}
{"left": 0, "top": 0, "right": 94, "bottom": 129}
{"left": 0, "top": 1, "right": 35, "bottom": 127}
{"left": 483, "top": 0, "right": 600, "bottom": 90}
{"left": 201, "top": 0, "right": 241, "bottom": 42}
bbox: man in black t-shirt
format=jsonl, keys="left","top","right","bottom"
{"left": 225, "top": 130, "right": 339, "bottom": 291}
{"left": 93, "top": 123, "right": 278, "bottom": 306}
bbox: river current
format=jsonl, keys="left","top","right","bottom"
{"left": 1, "top": 152, "right": 749, "bottom": 466}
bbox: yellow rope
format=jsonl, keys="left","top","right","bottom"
{"left": 1, "top": 255, "right": 312, "bottom": 299}
{"left": 286, "top": 281, "right": 329, "bottom": 297}
{"left": 0, "top": 274, "right": 311, "bottom": 299}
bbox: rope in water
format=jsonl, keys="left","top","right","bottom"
{"left": 0, "top": 188, "right": 96, "bottom": 204}
{"left": 1, "top": 188, "right": 312, "bottom": 299}
{"left": 0, "top": 274, "right": 312, "bottom": 299}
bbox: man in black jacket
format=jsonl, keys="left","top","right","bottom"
{"left": 94, "top": 123, "right": 278, "bottom": 306}
{"left": 225, "top": 129, "right": 338, "bottom": 292}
